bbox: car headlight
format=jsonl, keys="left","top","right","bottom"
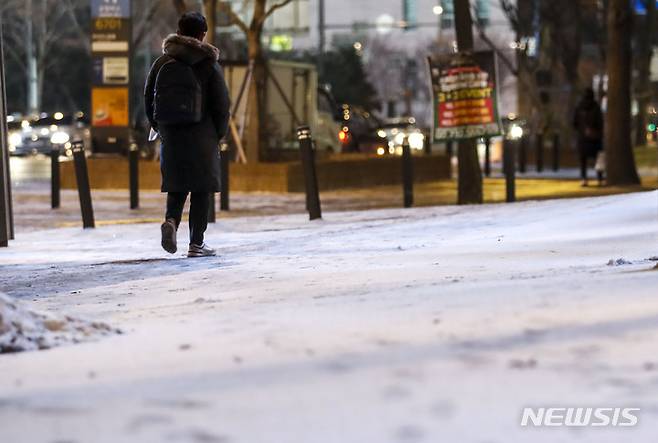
{"left": 50, "top": 131, "right": 70, "bottom": 145}
{"left": 9, "top": 132, "right": 22, "bottom": 148}
{"left": 394, "top": 132, "right": 406, "bottom": 145}
{"left": 408, "top": 132, "right": 425, "bottom": 150}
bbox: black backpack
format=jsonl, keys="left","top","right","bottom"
{"left": 153, "top": 56, "right": 203, "bottom": 125}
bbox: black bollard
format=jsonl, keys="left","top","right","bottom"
{"left": 535, "top": 133, "right": 544, "bottom": 173}
{"left": 503, "top": 138, "right": 516, "bottom": 203}
{"left": 129, "top": 141, "right": 139, "bottom": 209}
{"left": 72, "top": 140, "right": 95, "bottom": 229}
{"left": 402, "top": 139, "right": 414, "bottom": 208}
{"left": 484, "top": 138, "right": 491, "bottom": 177}
{"left": 297, "top": 126, "right": 321, "bottom": 220}
{"left": 220, "top": 142, "right": 229, "bottom": 211}
{"left": 518, "top": 135, "right": 527, "bottom": 173}
{"left": 552, "top": 133, "right": 560, "bottom": 172}
{"left": 50, "top": 147, "right": 60, "bottom": 209}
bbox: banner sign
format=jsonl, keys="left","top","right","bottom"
{"left": 428, "top": 51, "right": 502, "bottom": 141}
{"left": 92, "top": 0, "right": 131, "bottom": 18}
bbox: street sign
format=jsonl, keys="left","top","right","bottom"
{"left": 92, "top": 88, "right": 129, "bottom": 127}
{"left": 92, "top": 0, "right": 131, "bottom": 18}
{"left": 428, "top": 51, "right": 502, "bottom": 141}
{"left": 90, "top": 0, "right": 132, "bottom": 154}
{"left": 102, "top": 57, "right": 130, "bottom": 84}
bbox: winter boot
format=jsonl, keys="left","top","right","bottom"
{"left": 187, "top": 243, "right": 217, "bottom": 258}
{"left": 161, "top": 218, "right": 178, "bottom": 254}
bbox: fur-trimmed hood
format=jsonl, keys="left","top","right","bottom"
{"left": 162, "top": 34, "right": 220, "bottom": 65}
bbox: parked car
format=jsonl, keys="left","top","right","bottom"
{"left": 10, "top": 112, "right": 91, "bottom": 157}
{"left": 337, "top": 105, "right": 386, "bottom": 153}
{"left": 376, "top": 117, "right": 426, "bottom": 156}
{"left": 6, "top": 116, "right": 27, "bottom": 156}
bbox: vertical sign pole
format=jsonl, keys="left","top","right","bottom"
{"left": 90, "top": 0, "right": 132, "bottom": 155}
{"left": 0, "top": 15, "right": 12, "bottom": 246}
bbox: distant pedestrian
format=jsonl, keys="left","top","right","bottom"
{"left": 573, "top": 88, "right": 604, "bottom": 186}
{"left": 145, "top": 12, "right": 230, "bottom": 257}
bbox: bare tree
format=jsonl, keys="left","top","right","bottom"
{"left": 1, "top": 0, "right": 88, "bottom": 112}
{"left": 605, "top": 0, "right": 640, "bottom": 185}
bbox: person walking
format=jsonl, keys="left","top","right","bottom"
{"left": 145, "top": 12, "right": 230, "bottom": 257}
{"left": 573, "top": 88, "right": 604, "bottom": 186}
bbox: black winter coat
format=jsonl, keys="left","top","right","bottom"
{"left": 145, "top": 34, "right": 230, "bottom": 192}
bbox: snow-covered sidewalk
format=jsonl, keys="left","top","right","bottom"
{"left": 0, "top": 191, "right": 657, "bottom": 442}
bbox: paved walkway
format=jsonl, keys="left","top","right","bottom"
{"left": 8, "top": 174, "right": 656, "bottom": 233}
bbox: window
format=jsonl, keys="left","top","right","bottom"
{"left": 440, "top": 0, "right": 454, "bottom": 28}
{"left": 440, "top": 0, "right": 490, "bottom": 28}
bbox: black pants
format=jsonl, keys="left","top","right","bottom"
{"left": 166, "top": 192, "right": 210, "bottom": 246}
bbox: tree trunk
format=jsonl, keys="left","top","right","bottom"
{"left": 605, "top": 0, "right": 640, "bottom": 185}
{"left": 244, "top": 1, "right": 267, "bottom": 163}
{"left": 453, "top": 0, "right": 483, "bottom": 204}
{"left": 203, "top": 0, "right": 216, "bottom": 45}
{"left": 634, "top": 0, "right": 655, "bottom": 147}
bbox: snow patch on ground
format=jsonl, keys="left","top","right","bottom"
{"left": 0, "top": 293, "right": 119, "bottom": 353}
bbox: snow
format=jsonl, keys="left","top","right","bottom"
{"left": 0, "top": 191, "right": 657, "bottom": 442}
{"left": 0, "top": 294, "right": 118, "bottom": 353}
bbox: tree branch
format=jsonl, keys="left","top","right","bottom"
{"left": 260, "top": 0, "right": 294, "bottom": 26}
{"left": 133, "top": 1, "right": 161, "bottom": 47}
{"left": 226, "top": 4, "right": 249, "bottom": 34}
